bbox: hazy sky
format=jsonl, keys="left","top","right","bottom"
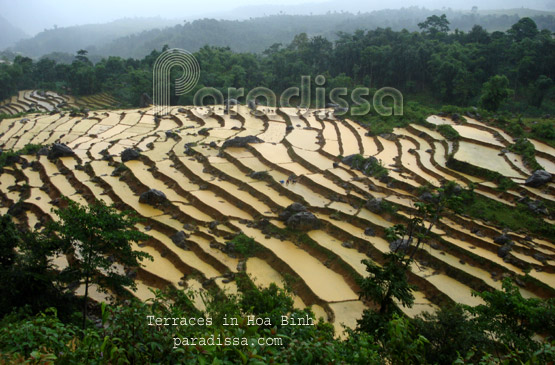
{"left": 2, "top": 0, "right": 553, "bottom": 35}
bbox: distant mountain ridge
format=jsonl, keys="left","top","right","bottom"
{"left": 4, "top": 7, "right": 554, "bottom": 60}
{"left": 7, "top": 17, "right": 180, "bottom": 58}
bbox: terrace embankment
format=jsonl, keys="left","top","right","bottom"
{"left": 0, "top": 105, "right": 553, "bottom": 334}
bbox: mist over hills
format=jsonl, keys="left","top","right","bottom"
{"left": 2, "top": 7, "right": 554, "bottom": 61}
{"left": 5, "top": 17, "right": 180, "bottom": 59}
{"left": 0, "top": 15, "right": 28, "bottom": 49}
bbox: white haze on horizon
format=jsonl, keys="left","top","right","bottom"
{"left": 1, "top": 0, "right": 553, "bottom": 36}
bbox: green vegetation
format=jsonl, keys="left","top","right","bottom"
{"left": 0, "top": 274, "right": 552, "bottom": 364}
{"left": 437, "top": 124, "right": 460, "bottom": 140}
{"left": 8, "top": 9, "right": 554, "bottom": 60}
{"left": 357, "top": 101, "right": 433, "bottom": 136}
{"left": 0, "top": 12, "right": 554, "bottom": 364}
{"left": 226, "top": 233, "right": 260, "bottom": 258}
{"left": 479, "top": 75, "right": 513, "bottom": 112}
{"left": 509, "top": 137, "right": 544, "bottom": 171}
{"left": 48, "top": 198, "right": 152, "bottom": 329}
{"left": 0, "top": 198, "right": 151, "bottom": 323}
{"left": 439, "top": 183, "right": 555, "bottom": 240}
{"left": 489, "top": 115, "right": 555, "bottom": 147}
{"left": 1, "top": 17, "right": 554, "bottom": 118}
{"left": 0, "top": 185, "right": 553, "bottom": 363}
{"left": 0, "top": 143, "right": 43, "bottom": 169}
{"left": 344, "top": 154, "right": 389, "bottom": 179}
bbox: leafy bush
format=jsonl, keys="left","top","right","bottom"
{"left": 0, "top": 143, "right": 44, "bottom": 169}
{"left": 226, "top": 233, "right": 260, "bottom": 258}
{"left": 437, "top": 124, "right": 460, "bottom": 140}
{"left": 509, "top": 138, "right": 543, "bottom": 171}
{"left": 531, "top": 120, "right": 555, "bottom": 141}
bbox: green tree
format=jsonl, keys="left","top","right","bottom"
{"left": 479, "top": 75, "right": 513, "bottom": 111}
{"left": 0, "top": 215, "right": 74, "bottom": 319}
{"left": 47, "top": 198, "right": 152, "bottom": 329}
{"left": 74, "top": 49, "right": 92, "bottom": 66}
{"left": 357, "top": 252, "right": 416, "bottom": 334}
{"left": 467, "top": 278, "right": 555, "bottom": 358}
{"left": 508, "top": 17, "right": 539, "bottom": 42}
{"left": 529, "top": 75, "right": 553, "bottom": 108}
{"left": 413, "top": 305, "right": 490, "bottom": 364}
{"left": 358, "top": 183, "right": 461, "bottom": 335}
{"left": 418, "top": 14, "right": 450, "bottom": 36}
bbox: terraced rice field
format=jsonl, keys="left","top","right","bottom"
{"left": 0, "top": 105, "right": 553, "bottom": 335}
{"left": 0, "top": 90, "right": 118, "bottom": 115}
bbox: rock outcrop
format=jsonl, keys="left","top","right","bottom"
{"left": 286, "top": 211, "right": 321, "bottom": 231}
{"left": 47, "top": 143, "right": 75, "bottom": 161}
{"left": 139, "top": 189, "right": 167, "bottom": 206}
{"left": 524, "top": 170, "right": 552, "bottom": 188}
{"left": 222, "top": 135, "right": 263, "bottom": 148}
{"left": 121, "top": 148, "right": 140, "bottom": 162}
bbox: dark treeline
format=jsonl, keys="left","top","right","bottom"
{"left": 0, "top": 16, "right": 553, "bottom": 114}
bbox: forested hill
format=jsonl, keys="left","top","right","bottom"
{"left": 1, "top": 16, "right": 554, "bottom": 121}
{"left": 5, "top": 7, "right": 555, "bottom": 59}
{"left": 5, "top": 17, "right": 181, "bottom": 59}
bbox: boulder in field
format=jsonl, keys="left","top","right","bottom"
{"left": 497, "top": 242, "right": 514, "bottom": 258}
{"left": 36, "top": 147, "right": 49, "bottom": 156}
{"left": 419, "top": 191, "right": 437, "bottom": 203}
{"left": 221, "top": 135, "right": 263, "bottom": 149}
{"left": 341, "top": 154, "right": 361, "bottom": 168}
{"left": 121, "top": 148, "right": 140, "bottom": 162}
{"left": 165, "top": 130, "right": 179, "bottom": 140}
{"left": 364, "top": 227, "right": 376, "bottom": 236}
{"left": 279, "top": 203, "right": 308, "bottom": 221}
{"left": 366, "top": 198, "right": 383, "bottom": 213}
{"left": 494, "top": 233, "right": 511, "bottom": 245}
{"left": 139, "top": 189, "right": 167, "bottom": 206}
{"left": 389, "top": 238, "right": 412, "bottom": 252}
{"left": 249, "top": 171, "right": 269, "bottom": 180}
{"left": 47, "top": 143, "right": 75, "bottom": 161}
{"left": 524, "top": 170, "right": 552, "bottom": 188}
{"left": 526, "top": 200, "right": 548, "bottom": 215}
{"left": 341, "top": 241, "right": 353, "bottom": 249}
{"left": 7, "top": 202, "right": 26, "bottom": 217}
{"left": 171, "top": 231, "right": 189, "bottom": 249}
{"left": 286, "top": 211, "right": 321, "bottom": 231}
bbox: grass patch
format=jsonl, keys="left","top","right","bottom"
{"left": 490, "top": 116, "right": 555, "bottom": 147}
{"left": 0, "top": 144, "right": 44, "bottom": 169}
{"left": 437, "top": 124, "right": 460, "bottom": 141}
{"left": 509, "top": 138, "right": 543, "bottom": 171}
{"left": 343, "top": 154, "right": 389, "bottom": 179}
{"left": 226, "top": 233, "right": 260, "bottom": 258}
{"left": 0, "top": 111, "right": 32, "bottom": 121}
{"left": 353, "top": 101, "right": 433, "bottom": 136}
{"left": 462, "top": 194, "right": 555, "bottom": 241}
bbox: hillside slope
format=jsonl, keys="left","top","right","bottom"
{"left": 0, "top": 104, "right": 553, "bottom": 332}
